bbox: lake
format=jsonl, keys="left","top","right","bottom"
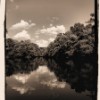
{"left": 6, "top": 57, "right": 97, "bottom": 100}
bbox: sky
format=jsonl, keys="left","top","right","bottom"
{"left": 6, "top": 0, "right": 94, "bottom": 47}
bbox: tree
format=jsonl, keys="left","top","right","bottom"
{"left": 46, "top": 14, "right": 95, "bottom": 58}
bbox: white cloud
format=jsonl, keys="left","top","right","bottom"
{"left": 50, "top": 24, "right": 53, "bottom": 27}
{"left": 47, "top": 17, "right": 59, "bottom": 22}
{"left": 29, "top": 20, "right": 32, "bottom": 23}
{"left": 10, "top": 0, "right": 14, "bottom": 2}
{"left": 35, "top": 39, "right": 49, "bottom": 47}
{"left": 32, "top": 37, "right": 55, "bottom": 47}
{"left": 52, "top": 17, "right": 59, "bottom": 20}
{"left": 10, "top": 20, "right": 36, "bottom": 30}
{"left": 37, "top": 25, "right": 66, "bottom": 35}
{"left": 35, "top": 35, "right": 39, "bottom": 39}
{"left": 49, "top": 38, "right": 55, "bottom": 42}
{"left": 42, "top": 25, "right": 45, "bottom": 28}
{"left": 6, "top": 34, "right": 10, "bottom": 39}
{"left": 15, "top": 5, "right": 19, "bottom": 9}
{"left": 13, "top": 30, "right": 31, "bottom": 41}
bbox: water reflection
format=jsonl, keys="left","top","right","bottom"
{"left": 6, "top": 57, "right": 97, "bottom": 100}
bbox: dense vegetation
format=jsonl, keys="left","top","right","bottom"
{"left": 6, "top": 14, "right": 96, "bottom": 59}
{"left": 6, "top": 39, "right": 40, "bottom": 59}
{"left": 45, "top": 14, "right": 95, "bottom": 58}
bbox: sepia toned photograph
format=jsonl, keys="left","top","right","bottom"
{"left": 5, "top": 0, "right": 98, "bottom": 100}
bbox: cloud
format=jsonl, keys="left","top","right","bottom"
{"left": 34, "top": 37, "right": 55, "bottom": 47}
{"left": 15, "top": 5, "right": 19, "bottom": 9}
{"left": 50, "top": 24, "right": 53, "bottom": 27}
{"left": 49, "top": 38, "right": 55, "bottom": 42}
{"left": 35, "top": 39, "right": 49, "bottom": 47}
{"left": 6, "top": 34, "right": 10, "bottom": 39}
{"left": 35, "top": 35, "right": 39, "bottom": 39}
{"left": 36, "top": 25, "right": 66, "bottom": 35}
{"left": 31, "top": 37, "right": 55, "bottom": 47}
{"left": 10, "top": 20, "right": 36, "bottom": 30}
{"left": 10, "top": 0, "right": 14, "bottom": 2}
{"left": 47, "top": 17, "right": 59, "bottom": 22}
{"left": 13, "top": 30, "right": 31, "bottom": 41}
{"left": 52, "top": 17, "right": 59, "bottom": 21}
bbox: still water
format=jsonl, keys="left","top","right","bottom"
{"left": 6, "top": 57, "right": 97, "bottom": 100}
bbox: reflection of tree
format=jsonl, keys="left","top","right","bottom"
{"left": 47, "top": 58, "right": 97, "bottom": 100}
{"left": 87, "top": 91, "right": 97, "bottom": 100}
{"left": 6, "top": 57, "right": 97, "bottom": 100}
{"left": 6, "top": 57, "right": 48, "bottom": 76}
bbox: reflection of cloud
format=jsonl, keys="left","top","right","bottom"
{"left": 13, "top": 30, "right": 31, "bottom": 41}
{"left": 36, "top": 66, "right": 53, "bottom": 75}
{"left": 7, "top": 66, "right": 66, "bottom": 95}
{"left": 41, "top": 79, "right": 66, "bottom": 89}
{"left": 13, "top": 73, "right": 32, "bottom": 84}
{"left": 10, "top": 20, "right": 36, "bottom": 30}
{"left": 34, "top": 66, "right": 66, "bottom": 89}
{"left": 12, "top": 86, "right": 35, "bottom": 95}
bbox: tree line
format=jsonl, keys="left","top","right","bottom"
{"left": 6, "top": 14, "right": 96, "bottom": 60}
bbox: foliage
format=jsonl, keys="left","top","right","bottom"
{"left": 6, "top": 14, "right": 95, "bottom": 59}
{"left": 45, "top": 14, "right": 95, "bottom": 58}
{"left": 6, "top": 39, "right": 40, "bottom": 60}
